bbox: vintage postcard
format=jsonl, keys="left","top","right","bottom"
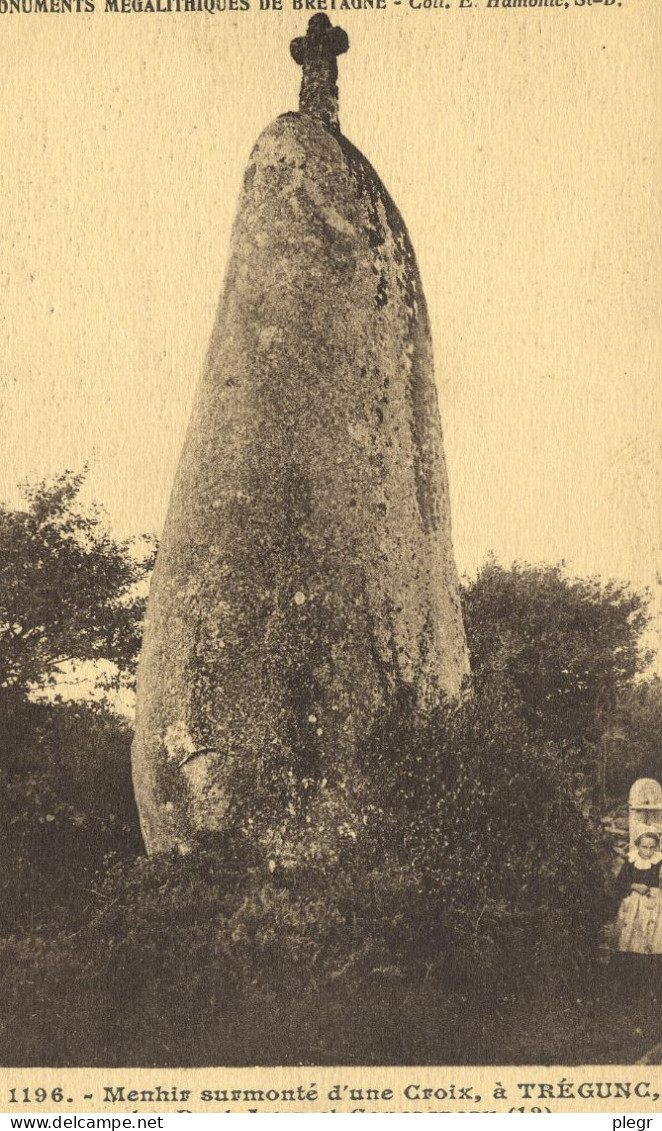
{"left": 0, "top": 0, "right": 661, "bottom": 1113}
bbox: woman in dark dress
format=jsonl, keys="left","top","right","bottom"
{"left": 615, "top": 830, "right": 662, "bottom": 955}
{"left": 614, "top": 829, "right": 662, "bottom": 997}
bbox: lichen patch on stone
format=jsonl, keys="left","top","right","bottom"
{"left": 164, "top": 721, "right": 197, "bottom": 763}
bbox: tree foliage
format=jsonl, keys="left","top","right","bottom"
{"left": 605, "top": 676, "right": 662, "bottom": 796}
{"left": 461, "top": 559, "right": 652, "bottom": 764}
{"left": 0, "top": 470, "right": 155, "bottom": 702}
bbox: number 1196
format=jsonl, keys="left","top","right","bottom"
{"left": 8, "top": 1088, "right": 64, "bottom": 1103}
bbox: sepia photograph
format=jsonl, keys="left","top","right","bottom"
{"left": 0, "top": 0, "right": 661, "bottom": 1097}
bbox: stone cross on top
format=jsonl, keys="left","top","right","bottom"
{"left": 290, "top": 14, "right": 349, "bottom": 135}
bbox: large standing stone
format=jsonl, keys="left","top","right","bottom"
{"left": 132, "top": 16, "right": 469, "bottom": 856}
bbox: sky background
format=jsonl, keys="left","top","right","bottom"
{"left": 1, "top": 1, "right": 661, "bottom": 668}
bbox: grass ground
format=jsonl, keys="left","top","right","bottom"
{"left": 3, "top": 954, "right": 660, "bottom": 1067}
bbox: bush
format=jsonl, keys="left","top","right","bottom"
{"left": 364, "top": 681, "right": 612, "bottom": 990}
{"left": 0, "top": 701, "right": 142, "bottom": 934}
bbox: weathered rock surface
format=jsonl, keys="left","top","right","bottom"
{"left": 132, "top": 78, "right": 469, "bottom": 856}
